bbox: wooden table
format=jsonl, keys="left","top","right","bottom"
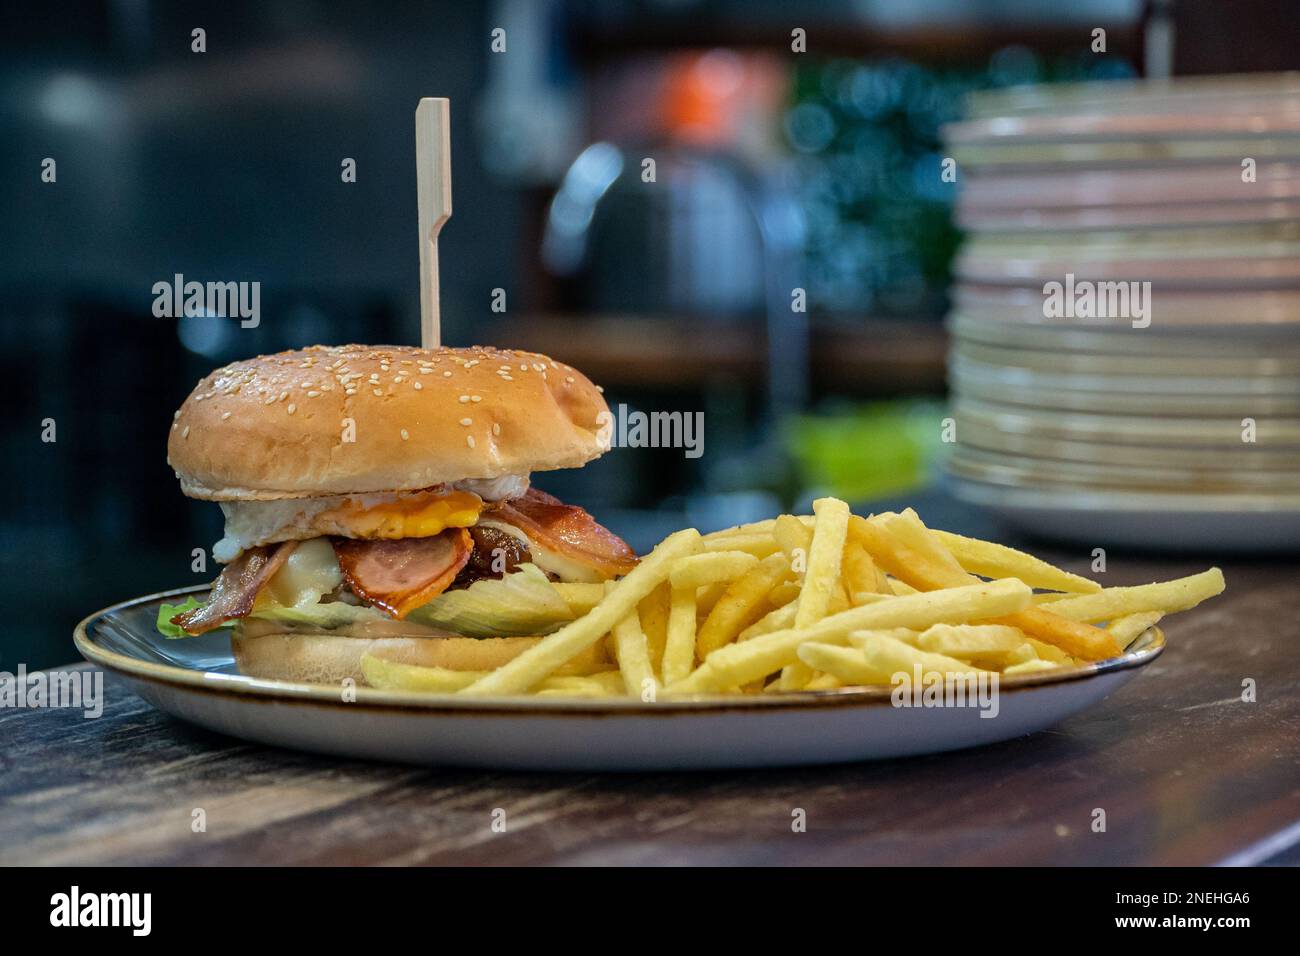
{"left": 2, "top": 558, "right": 1297, "bottom": 866}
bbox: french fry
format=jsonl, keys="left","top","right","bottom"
{"left": 662, "top": 585, "right": 699, "bottom": 685}
{"left": 914, "top": 623, "right": 1031, "bottom": 669}
{"left": 461, "top": 528, "right": 702, "bottom": 696}
{"left": 932, "top": 529, "right": 1101, "bottom": 594}
{"left": 668, "top": 551, "right": 760, "bottom": 589}
{"left": 363, "top": 657, "right": 624, "bottom": 695}
{"left": 696, "top": 581, "right": 729, "bottom": 615}
{"left": 773, "top": 514, "right": 814, "bottom": 560}
{"left": 699, "top": 533, "right": 782, "bottom": 558}
{"left": 1021, "top": 636, "right": 1073, "bottom": 665}
{"left": 780, "top": 497, "right": 851, "bottom": 690}
{"left": 796, "top": 499, "right": 852, "bottom": 627}
{"left": 1107, "top": 610, "right": 1164, "bottom": 649}
{"left": 796, "top": 642, "right": 882, "bottom": 685}
{"left": 696, "top": 552, "right": 792, "bottom": 658}
{"left": 1040, "top": 569, "right": 1225, "bottom": 624}
{"left": 804, "top": 671, "right": 843, "bottom": 691}
{"left": 843, "top": 542, "right": 888, "bottom": 600}
{"left": 857, "top": 633, "right": 991, "bottom": 681}
{"left": 849, "top": 513, "right": 1121, "bottom": 662}
{"left": 995, "top": 605, "right": 1119, "bottom": 662}
{"left": 766, "top": 581, "right": 802, "bottom": 608}
{"left": 638, "top": 582, "right": 671, "bottom": 673}
{"left": 668, "top": 577, "right": 1032, "bottom": 694}
{"left": 845, "top": 627, "right": 923, "bottom": 647}
{"left": 612, "top": 605, "right": 659, "bottom": 698}
{"left": 1002, "top": 659, "right": 1061, "bottom": 675}
{"left": 362, "top": 655, "right": 486, "bottom": 692}
{"left": 553, "top": 582, "right": 605, "bottom": 615}
{"left": 702, "top": 516, "right": 807, "bottom": 540}
{"left": 546, "top": 671, "right": 625, "bottom": 693}
{"left": 534, "top": 673, "right": 623, "bottom": 698}
{"left": 738, "top": 602, "right": 797, "bottom": 641}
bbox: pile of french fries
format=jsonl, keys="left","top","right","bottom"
{"left": 361, "top": 499, "right": 1225, "bottom": 699}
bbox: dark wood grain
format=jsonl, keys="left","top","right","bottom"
{"left": 2, "top": 558, "right": 1297, "bottom": 866}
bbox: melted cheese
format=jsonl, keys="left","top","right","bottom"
{"left": 255, "top": 537, "right": 343, "bottom": 610}
{"left": 317, "top": 491, "right": 482, "bottom": 540}
{"left": 477, "top": 517, "right": 604, "bottom": 583}
{"left": 214, "top": 487, "right": 490, "bottom": 561}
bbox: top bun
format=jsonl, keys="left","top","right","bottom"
{"left": 168, "top": 344, "right": 612, "bottom": 500}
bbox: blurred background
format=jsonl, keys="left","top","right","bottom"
{"left": 4, "top": 0, "right": 1297, "bottom": 668}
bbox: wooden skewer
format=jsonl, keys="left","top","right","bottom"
{"left": 415, "top": 97, "right": 452, "bottom": 349}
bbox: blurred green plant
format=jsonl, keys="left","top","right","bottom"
{"left": 783, "top": 400, "right": 949, "bottom": 503}
{"left": 785, "top": 49, "right": 1134, "bottom": 319}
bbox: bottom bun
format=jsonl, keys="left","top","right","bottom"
{"left": 231, "top": 628, "right": 609, "bottom": 686}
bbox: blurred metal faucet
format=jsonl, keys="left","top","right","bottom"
{"left": 543, "top": 141, "right": 808, "bottom": 419}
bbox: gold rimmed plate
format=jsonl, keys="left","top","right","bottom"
{"left": 75, "top": 587, "right": 1163, "bottom": 770}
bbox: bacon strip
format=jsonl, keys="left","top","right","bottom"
{"left": 493, "top": 488, "right": 638, "bottom": 579}
{"left": 173, "top": 542, "right": 298, "bottom": 635}
{"left": 332, "top": 528, "right": 472, "bottom": 619}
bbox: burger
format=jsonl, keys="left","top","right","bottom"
{"left": 161, "top": 343, "right": 637, "bottom": 685}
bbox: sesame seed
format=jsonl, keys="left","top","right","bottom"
{"left": 373, "top": 389, "right": 383, "bottom": 397}
{"left": 182, "top": 425, "right": 190, "bottom": 439}
{"left": 443, "top": 371, "right": 453, "bottom": 377}
{"left": 459, "top": 395, "right": 470, "bottom": 403}
{"left": 500, "top": 375, "right": 513, "bottom": 381}
{"left": 471, "top": 395, "right": 481, "bottom": 403}
{"left": 413, "top": 381, "right": 423, "bottom": 390}
{"left": 345, "top": 388, "right": 357, "bottom": 396}
{"left": 400, "top": 429, "right": 410, "bottom": 441}
{"left": 286, "top": 403, "right": 297, "bottom": 415}
{"left": 221, "top": 411, "right": 231, "bottom": 420}
{"left": 419, "top": 367, "right": 433, "bottom": 374}
{"left": 492, "top": 423, "right": 501, "bottom": 436}
{"left": 566, "top": 376, "right": 575, "bottom": 384}
{"left": 459, "top": 417, "right": 472, "bottom": 426}
{"left": 466, "top": 435, "right": 476, "bottom": 448}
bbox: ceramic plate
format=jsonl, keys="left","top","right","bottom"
{"left": 75, "top": 587, "right": 1163, "bottom": 771}
{"left": 948, "top": 473, "right": 1300, "bottom": 552}
{"left": 948, "top": 315, "right": 1300, "bottom": 353}
{"left": 950, "top": 372, "right": 1300, "bottom": 417}
{"left": 947, "top": 446, "right": 1299, "bottom": 494}
{"left": 952, "top": 399, "right": 1300, "bottom": 447}
{"left": 953, "top": 284, "right": 1300, "bottom": 328}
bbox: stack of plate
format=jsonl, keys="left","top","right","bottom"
{"left": 940, "top": 73, "right": 1300, "bottom": 551}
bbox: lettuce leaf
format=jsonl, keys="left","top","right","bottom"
{"left": 156, "top": 596, "right": 205, "bottom": 639}
{"left": 249, "top": 601, "right": 388, "bottom": 629}
{"left": 161, "top": 564, "right": 573, "bottom": 640}
{"left": 406, "top": 563, "right": 574, "bottom": 638}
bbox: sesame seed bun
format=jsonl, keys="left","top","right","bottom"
{"left": 168, "top": 344, "right": 612, "bottom": 500}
